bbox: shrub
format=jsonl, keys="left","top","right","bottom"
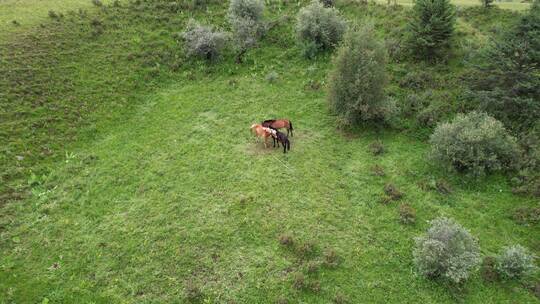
{"left": 399, "top": 203, "right": 416, "bottom": 224}
{"left": 296, "top": 1, "right": 347, "bottom": 57}
{"left": 228, "top": 0, "right": 265, "bottom": 60}
{"left": 266, "top": 71, "right": 279, "bottom": 83}
{"left": 328, "top": 24, "right": 395, "bottom": 126}
{"left": 429, "top": 111, "right": 519, "bottom": 176}
{"left": 229, "top": 0, "right": 264, "bottom": 21}
{"left": 413, "top": 217, "right": 481, "bottom": 283}
{"left": 182, "top": 20, "right": 228, "bottom": 61}
{"left": 496, "top": 245, "right": 537, "bottom": 279}
{"left": 467, "top": 1, "right": 540, "bottom": 131}
{"left": 406, "top": 0, "right": 456, "bottom": 60}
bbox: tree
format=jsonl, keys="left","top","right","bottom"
{"left": 406, "top": 0, "right": 456, "bottom": 60}
{"left": 228, "top": 0, "right": 265, "bottom": 63}
{"left": 468, "top": 0, "right": 540, "bottom": 131}
{"left": 328, "top": 24, "right": 395, "bottom": 126}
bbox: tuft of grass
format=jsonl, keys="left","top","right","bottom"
{"left": 384, "top": 183, "right": 404, "bottom": 200}
{"left": 370, "top": 164, "right": 386, "bottom": 176}
{"left": 398, "top": 203, "right": 416, "bottom": 224}
{"left": 292, "top": 272, "right": 306, "bottom": 290}
{"left": 369, "top": 140, "right": 385, "bottom": 156}
{"left": 481, "top": 256, "right": 499, "bottom": 283}
{"left": 278, "top": 233, "right": 295, "bottom": 246}
{"left": 512, "top": 206, "right": 540, "bottom": 226}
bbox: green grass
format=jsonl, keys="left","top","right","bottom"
{"left": 1, "top": 0, "right": 539, "bottom": 303}
{"left": 0, "top": 0, "right": 114, "bottom": 40}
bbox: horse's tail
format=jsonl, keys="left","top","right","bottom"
{"left": 289, "top": 121, "right": 293, "bottom": 136}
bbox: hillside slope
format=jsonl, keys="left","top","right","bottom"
{"left": 1, "top": 0, "right": 538, "bottom": 303}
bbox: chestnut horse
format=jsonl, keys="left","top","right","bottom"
{"left": 250, "top": 124, "right": 276, "bottom": 148}
{"left": 262, "top": 119, "right": 293, "bottom": 137}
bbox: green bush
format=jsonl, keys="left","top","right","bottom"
{"left": 495, "top": 245, "right": 537, "bottom": 279}
{"left": 406, "top": 0, "right": 456, "bottom": 60}
{"left": 296, "top": 0, "right": 347, "bottom": 57}
{"left": 429, "top": 111, "right": 519, "bottom": 176}
{"left": 413, "top": 217, "right": 481, "bottom": 283}
{"left": 228, "top": 0, "right": 264, "bottom": 21}
{"left": 328, "top": 24, "right": 395, "bottom": 126}
{"left": 182, "top": 20, "right": 229, "bottom": 61}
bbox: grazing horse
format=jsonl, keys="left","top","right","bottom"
{"left": 262, "top": 119, "right": 294, "bottom": 137}
{"left": 250, "top": 124, "right": 276, "bottom": 148}
{"left": 271, "top": 130, "right": 291, "bottom": 153}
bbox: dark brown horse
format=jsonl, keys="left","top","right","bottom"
{"left": 262, "top": 119, "right": 293, "bottom": 137}
{"left": 271, "top": 130, "right": 291, "bottom": 153}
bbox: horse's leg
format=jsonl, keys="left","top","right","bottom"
{"left": 283, "top": 140, "right": 286, "bottom": 153}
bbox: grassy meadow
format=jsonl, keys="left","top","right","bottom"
{"left": 1, "top": 0, "right": 539, "bottom": 303}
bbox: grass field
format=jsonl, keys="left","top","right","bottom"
{"left": 1, "top": 0, "right": 539, "bottom": 303}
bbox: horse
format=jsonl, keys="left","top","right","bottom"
{"left": 250, "top": 124, "right": 276, "bottom": 148}
{"left": 271, "top": 130, "right": 291, "bottom": 153}
{"left": 262, "top": 119, "right": 293, "bottom": 137}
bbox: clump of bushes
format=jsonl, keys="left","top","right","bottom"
{"left": 429, "top": 111, "right": 519, "bottom": 176}
{"left": 406, "top": 0, "right": 456, "bottom": 60}
{"left": 181, "top": 20, "right": 228, "bottom": 61}
{"left": 296, "top": 0, "right": 347, "bottom": 58}
{"left": 495, "top": 245, "right": 537, "bottom": 280}
{"left": 413, "top": 217, "right": 481, "bottom": 283}
{"left": 328, "top": 24, "right": 395, "bottom": 127}
{"left": 228, "top": 0, "right": 265, "bottom": 62}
